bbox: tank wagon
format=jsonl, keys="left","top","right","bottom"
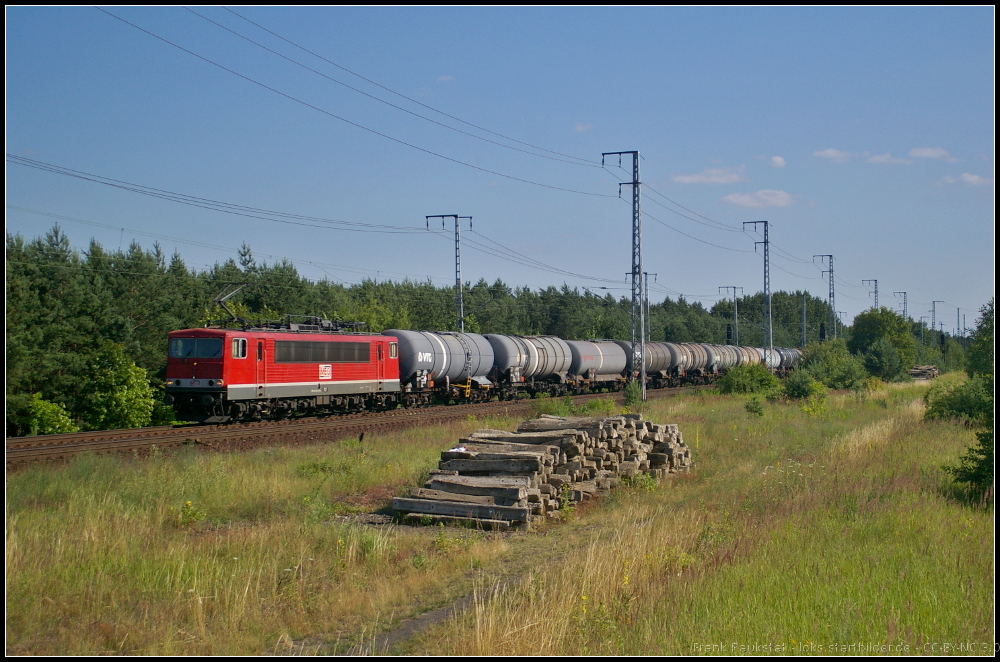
{"left": 165, "top": 317, "right": 802, "bottom": 423}
{"left": 387, "top": 329, "right": 495, "bottom": 405}
{"left": 484, "top": 334, "right": 573, "bottom": 399}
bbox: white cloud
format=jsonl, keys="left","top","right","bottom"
{"left": 437, "top": 75, "right": 454, "bottom": 82}
{"left": 573, "top": 123, "right": 592, "bottom": 133}
{"left": 866, "top": 153, "right": 912, "bottom": 165}
{"left": 813, "top": 148, "right": 856, "bottom": 163}
{"left": 672, "top": 165, "right": 748, "bottom": 184}
{"left": 722, "top": 189, "right": 794, "bottom": 208}
{"left": 940, "top": 173, "right": 993, "bottom": 186}
{"left": 769, "top": 156, "right": 786, "bottom": 168}
{"left": 909, "top": 147, "right": 958, "bottom": 162}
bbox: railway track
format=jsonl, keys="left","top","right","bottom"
{"left": 6, "top": 387, "right": 696, "bottom": 469}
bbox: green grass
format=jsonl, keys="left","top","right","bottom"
{"left": 5, "top": 415, "right": 517, "bottom": 654}
{"left": 411, "top": 386, "right": 994, "bottom": 655}
{"left": 6, "top": 390, "right": 993, "bottom": 655}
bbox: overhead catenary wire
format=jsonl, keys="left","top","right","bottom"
{"left": 625, "top": 198, "right": 753, "bottom": 254}
{"left": 184, "top": 7, "right": 600, "bottom": 169}
{"left": 428, "top": 229, "right": 625, "bottom": 286}
{"left": 220, "top": 6, "right": 600, "bottom": 167}
{"left": 94, "top": 8, "right": 615, "bottom": 199}
{"left": 643, "top": 181, "right": 742, "bottom": 232}
{"left": 602, "top": 166, "right": 746, "bottom": 235}
{"left": 8, "top": 156, "right": 649, "bottom": 289}
{"left": 8, "top": 154, "right": 428, "bottom": 234}
{"left": 604, "top": 162, "right": 823, "bottom": 270}
{"left": 7, "top": 205, "right": 455, "bottom": 284}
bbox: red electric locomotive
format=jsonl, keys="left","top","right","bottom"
{"left": 164, "top": 318, "right": 400, "bottom": 423}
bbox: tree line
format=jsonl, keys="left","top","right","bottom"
{"left": 5, "top": 225, "right": 972, "bottom": 435}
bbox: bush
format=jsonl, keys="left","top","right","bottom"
{"left": 853, "top": 376, "right": 885, "bottom": 394}
{"left": 945, "top": 430, "right": 994, "bottom": 501}
{"left": 623, "top": 380, "right": 643, "bottom": 409}
{"left": 744, "top": 397, "right": 765, "bottom": 417}
{"left": 965, "top": 299, "right": 994, "bottom": 384}
{"left": 530, "top": 394, "right": 621, "bottom": 418}
{"left": 9, "top": 393, "right": 79, "bottom": 436}
{"left": 801, "top": 339, "right": 868, "bottom": 389}
{"left": 80, "top": 341, "right": 154, "bottom": 430}
{"left": 863, "top": 337, "right": 905, "bottom": 381}
{"left": 717, "top": 364, "right": 780, "bottom": 395}
{"left": 924, "top": 374, "right": 993, "bottom": 426}
{"left": 848, "top": 307, "right": 918, "bottom": 367}
{"left": 577, "top": 397, "right": 620, "bottom": 417}
{"left": 530, "top": 394, "right": 575, "bottom": 417}
{"left": 783, "top": 369, "right": 826, "bottom": 400}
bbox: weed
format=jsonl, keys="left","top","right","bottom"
{"left": 172, "top": 500, "right": 204, "bottom": 528}
{"left": 8, "top": 385, "right": 991, "bottom": 656}
{"left": 410, "top": 552, "right": 429, "bottom": 570}
{"left": 558, "top": 484, "right": 576, "bottom": 520}
{"left": 433, "top": 524, "right": 476, "bottom": 555}
{"left": 660, "top": 546, "right": 695, "bottom": 577}
{"left": 800, "top": 393, "right": 828, "bottom": 418}
{"left": 577, "top": 397, "right": 620, "bottom": 417}
{"left": 622, "top": 472, "right": 657, "bottom": 492}
{"left": 301, "top": 495, "right": 335, "bottom": 524}
{"left": 530, "top": 393, "right": 574, "bottom": 417}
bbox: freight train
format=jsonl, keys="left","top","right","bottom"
{"left": 164, "top": 317, "right": 802, "bottom": 423}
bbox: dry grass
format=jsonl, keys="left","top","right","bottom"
{"left": 5, "top": 415, "right": 515, "bottom": 655}
{"left": 412, "top": 388, "right": 994, "bottom": 655}
{"left": 7, "top": 390, "right": 993, "bottom": 655}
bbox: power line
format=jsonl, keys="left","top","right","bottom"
{"left": 221, "top": 6, "right": 601, "bottom": 167}
{"left": 630, "top": 200, "right": 753, "bottom": 253}
{"left": 467, "top": 231, "right": 621, "bottom": 283}
{"left": 7, "top": 205, "right": 453, "bottom": 284}
{"left": 8, "top": 155, "right": 645, "bottom": 288}
{"left": 642, "top": 182, "right": 741, "bottom": 232}
{"left": 431, "top": 229, "right": 624, "bottom": 285}
{"left": 8, "top": 154, "right": 428, "bottom": 234}
{"left": 770, "top": 261, "right": 825, "bottom": 281}
{"left": 184, "top": 7, "right": 599, "bottom": 169}
{"left": 604, "top": 167, "right": 742, "bottom": 234}
{"left": 95, "top": 8, "right": 614, "bottom": 199}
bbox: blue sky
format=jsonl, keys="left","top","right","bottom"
{"left": 6, "top": 7, "right": 994, "bottom": 331}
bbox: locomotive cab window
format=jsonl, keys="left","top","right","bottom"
{"left": 389, "top": 342, "right": 398, "bottom": 359}
{"left": 232, "top": 338, "right": 247, "bottom": 359}
{"left": 169, "top": 337, "right": 224, "bottom": 359}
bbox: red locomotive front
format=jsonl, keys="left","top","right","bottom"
{"left": 165, "top": 322, "right": 400, "bottom": 422}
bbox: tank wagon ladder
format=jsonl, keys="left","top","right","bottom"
{"left": 450, "top": 332, "right": 486, "bottom": 401}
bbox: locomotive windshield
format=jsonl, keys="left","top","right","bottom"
{"left": 169, "top": 337, "right": 224, "bottom": 359}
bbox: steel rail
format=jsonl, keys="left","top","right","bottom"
{"left": 6, "top": 387, "right": 697, "bottom": 469}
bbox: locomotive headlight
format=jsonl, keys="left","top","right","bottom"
{"left": 216, "top": 380, "right": 224, "bottom": 386}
